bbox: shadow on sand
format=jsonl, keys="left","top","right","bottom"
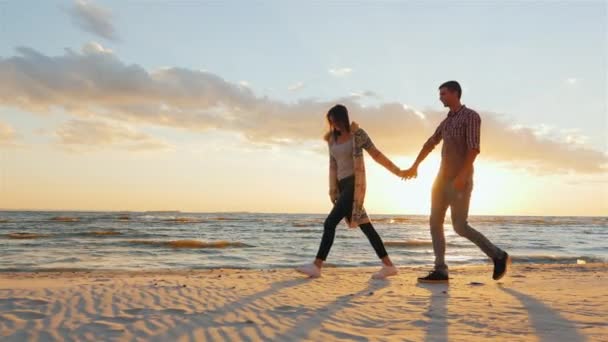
{"left": 500, "top": 287, "right": 585, "bottom": 342}
{"left": 418, "top": 282, "right": 449, "bottom": 342}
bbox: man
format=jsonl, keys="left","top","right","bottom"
{"left": 401, "top": 81, "right": 510, "bottom": 283}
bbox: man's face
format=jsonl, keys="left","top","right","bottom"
{"left": 439, "top": 87, "right": 458, "bottom": 107}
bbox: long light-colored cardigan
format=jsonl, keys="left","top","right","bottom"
{"left": 324, "top": 122, "right": 375, "bottom": 228}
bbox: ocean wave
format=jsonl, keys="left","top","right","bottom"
{"left": 84, "top": 231, "right": 123, "bottom": 236}
{"left": 50, "top": 216, "right": 80, "bottom": 222}
{"left": 131, "top": 215, "right": 208, "bottom": 223}
{"left": 384, "top": 240, "right": 462, "bottom": 248}
{"left": 127, "top": 239, "right": 254, "bottom": 249}
{"left": 514, "top": 255, "right": 606, "bottom": 264}
{"left": 162, "top": 217, "right": 206, "bottom": 223}
{"left": 290, "top": 228, "right": 320, "bottom": 233}
{"left": 52, "top": 257, "right": 82, "bottom": 263}
{"left": 373, "top": 216, "right": 429, "bottom": 224}
{"left": 291, "top": 219, "right": 324, "bottom": 227}
{"left": 5, "top": 232, "right": 50, "bottom": 239}
{"left": 207, "top": 217, "right": 244, "bottom": 222}
{"left": 0, "top": 267, "right": 95, "bottom": 272}
{"left": 467, "top": 216, "right": 608, "bottom": 227}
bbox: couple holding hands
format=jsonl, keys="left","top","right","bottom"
{"left": 296, "top": 80, "right": 510, "bottom": 283}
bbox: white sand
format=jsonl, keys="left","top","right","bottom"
{"left": 0, "top": 263, "right": 606, "bottom": 341}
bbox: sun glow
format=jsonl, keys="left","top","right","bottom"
{"left": 363, "top": 155, "right": 531, "bottom": 216}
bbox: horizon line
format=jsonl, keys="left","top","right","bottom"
{"left": 0, "top": 208, "right": 606, "bottom": 218}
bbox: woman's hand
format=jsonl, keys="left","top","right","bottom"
{"left": 329, "top": 190, "right": 338, "bottom": 205}
{"left": 400, "top": 166, "right": 418, "bottom": 180}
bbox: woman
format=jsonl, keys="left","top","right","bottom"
{"left": 296, "top": 104, "right": 403, "bottom": 279}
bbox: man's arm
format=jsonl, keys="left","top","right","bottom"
{"left": 401, "top": 123, "right": 444, "bottom": 179}
{"left": 453, "top": 112, "right": 481, "bottom": 190}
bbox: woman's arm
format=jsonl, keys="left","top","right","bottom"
{"left": 357, "top": 128, "right": 401, "bottom": 176}
{"left": 367, "top": 146, "right": 401, "bottom": 176}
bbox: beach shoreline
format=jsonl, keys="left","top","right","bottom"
{"left": 0, "top": 263, "right": 606, "bottom": 341}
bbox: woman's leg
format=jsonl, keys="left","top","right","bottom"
{"left": 314, "top": 180, "right": 355, "bottom": 268}
{"left": 314, "top": 180, "right": 354, "bottom": 268}
{"left": 360, "top": 223, "right": 393, "bottom": 266}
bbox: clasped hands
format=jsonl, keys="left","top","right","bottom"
{"left": 397, "top": 166, "right": 467, "bottom": 191}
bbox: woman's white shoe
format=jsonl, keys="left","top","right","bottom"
{"left": 371, "top": 265, "right": 398, "bottom": 279}
{"left": 295, "top": 263, "right": 321, "bottom": 278}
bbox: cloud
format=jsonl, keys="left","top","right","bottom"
{"left": 65, "top": 0, "right": 118, "bottom": 41}
{"left": 350, "top": 90, "right": 378, "bottom": 99}
{"left": 328, "top": 67, "right": 352, "bottom": 77}
{"left": 0, "top": 44, "right": 606, "bottom": 173}
{"left": 0, "top": 121, "right": 19, "bottom": 148}
{"left": 287, "top": 81, "right": 305, "bottom": 91}
{"left": 54, "top": 118, "right": 172, "bottom": 152}
{"left": 566, "top": 77, "right": 578, "bottom": 85}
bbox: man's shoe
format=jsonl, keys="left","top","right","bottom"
{"left": 417, "top": 270, "right": 449, "bottom": 283}
{"left": 492, "top": 252, "right": 511, "bottom": 280}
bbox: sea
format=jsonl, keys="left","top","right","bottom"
{"left": 0, "top": 211, "right": 606, "bottom": 271}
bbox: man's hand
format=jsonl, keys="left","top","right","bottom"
{"left": 453, "top": 173, "right": 467, "bottom": 191}
{"left": 453, "top": 149, "right": 478, "bottom": 191}
{"left": 400, "top": 166, "right": 418, "bottom": 180}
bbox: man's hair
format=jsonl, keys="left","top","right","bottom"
{"left": 439, "top": 80, "right": 462, "bottom": 99}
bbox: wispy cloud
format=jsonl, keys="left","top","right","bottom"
{"left": 0, "top": 44, "right": 605, "bottom": 173}
{"left": 350, "top": 90, "right": 378, "bottom": 99}
{"left": 54, "top": 118, "right": 172, "bottom": 152}
{"left": 566, "top": 77, "right": 578, "bottom": 85}
{"left": 287, "top": 81, "right": 305, "bottom": 91}
{"left": 0, "top": 121, "right": 20, "bottom": 148}
{"left": 328, "top": 67, "right": 352, "bottom": 77}
{"left": 64, "top": 0, "right": 118, "bottom": 41}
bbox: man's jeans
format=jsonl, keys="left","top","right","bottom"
{"left": 430, "top": 178, "right": 503, "bottom": 272}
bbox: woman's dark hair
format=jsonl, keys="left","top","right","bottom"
{"left": 439, "top": 80, "right": 462, "bottom": 99}
{"left": 326, "top": 104, "right": 350, "bottom": 141}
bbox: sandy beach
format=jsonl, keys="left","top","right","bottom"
{"left": 0, "top": 263, "right": 606, "bottom": 341}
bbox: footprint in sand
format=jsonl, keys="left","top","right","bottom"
{"left": 5, "top": 310, "right": 46, "bottom": 320}
{"left": 76, "top": 321, "right": 125, "bottom": 338}
{"left": 0, "top": 297, "right": 49, "bottom": 310}
{"left": 272, "top": 305, "right": 310, "bottom": 316}
{"left": 124, "top": 308, "right": 188, "bottom": 316}
{"left": 458, "top": 319, "right": 488, "bottom": 329}
{"left": 96, "top": 315, "right": 139, "bottom": 324}
{"left": 411, "top": 319, "right": 428, "bottom": 327}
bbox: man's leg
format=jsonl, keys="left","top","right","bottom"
{"left": 449, "top": 181, "right": 503, "bottom": 259}
{"left": 430, "top": 182, "right": 450, "bottom": 272}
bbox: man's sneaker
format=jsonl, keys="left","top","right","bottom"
{"left": 417, "top": 270, "right": 449, "bottom": 283}
{"left": 371, "top": 265, "right": 398, "bottom": 279}
{"left": 295, "top": 263, "right": 321, "bottom": 278}
{"left": 492, "top": 252, "right": 511, "bottom": 280}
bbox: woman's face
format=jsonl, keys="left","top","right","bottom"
{"left": 328, "top": 115, "right": 345, "bottom": 132}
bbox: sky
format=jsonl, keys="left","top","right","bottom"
{"left": 0, "top": 0, "right": 606, "bottom": 216}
